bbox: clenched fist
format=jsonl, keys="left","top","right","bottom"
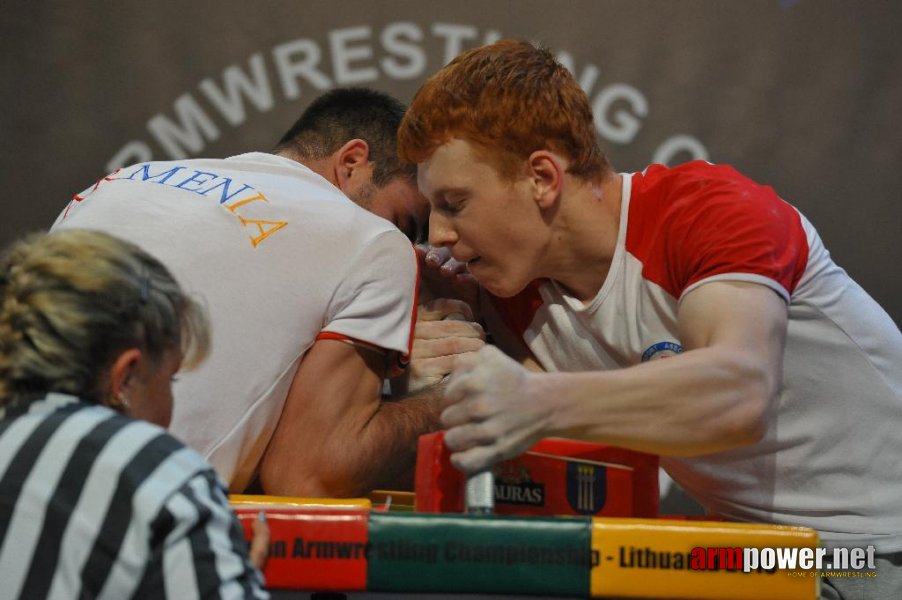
{"left": 406, "top": 298, "right": 486, "bottom": 392}
{"left": 441, "top": 346, "right": 550, "bottom": 474}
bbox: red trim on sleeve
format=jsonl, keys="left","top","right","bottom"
{"left": 626, "top": 162, "right": 809, "bottom": 300}
{"left": 314, "top": 332, "right": 386, "bottom": 353}
{"left": 315, "top": 244, "right": 419, "bottom": 379}
{"left": 396, "top": 244, "right": 421, "bottom": 377}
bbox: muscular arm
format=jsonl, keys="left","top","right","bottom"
{"left": 442, "top": 281, "right": 788, "bottom": 472}
{"left": 259, "top": 339, "right": 443, "bottom": 497}
{"left": 548, "top": 281, "right": 787, "bottom": 454}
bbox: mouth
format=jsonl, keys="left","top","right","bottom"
{"left": 450, "top": 250, "right": 480, "bottom": 267}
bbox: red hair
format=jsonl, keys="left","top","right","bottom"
{"left": 398, "top": 39, "right": 610, "bottom": 181}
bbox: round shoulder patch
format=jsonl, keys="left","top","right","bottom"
{"left": 641, "top": 341, "right": 683, "bottom": 362}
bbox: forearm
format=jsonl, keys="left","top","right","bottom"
{"left": 261, "top": 340, "right": 445, "bottom": 498}
{"left": 443, "top": 282, "right": 788, "bottom": 474}
{"left": 359, "top": 383, "right": 445, "bottom": 490}
{"left": 310, "top": 383, "right": 444, "bottom": 496}
{"left": 543, "top": 346, "right": 777, "bottom": 456}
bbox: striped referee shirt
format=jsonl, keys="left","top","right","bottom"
{"left": 0, "top": 393, "right": 268, "bottom": 599}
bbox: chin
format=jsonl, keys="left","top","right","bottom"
{"left": 471, "top": 261, "right": 531, "bottom": 298}
{"left": 479, "top": 276, "right": 529, "bottom": 299}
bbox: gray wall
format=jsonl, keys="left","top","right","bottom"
{"left": 2, "top": 0, "right": 899, "bottom": 323}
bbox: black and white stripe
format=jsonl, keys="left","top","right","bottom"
{"left": 0, "top": 393, "right": 268, "bottom": 599}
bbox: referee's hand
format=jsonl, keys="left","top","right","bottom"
{"left": 249, "top": 512, "right": 270, "bottom": 571}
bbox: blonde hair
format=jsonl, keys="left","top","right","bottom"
{"left": 0, "top": 229, "right": 209, "bottom": 407}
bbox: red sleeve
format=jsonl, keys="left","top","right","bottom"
{"left": 488, "top": 280, "right": 546, "bottom": 341}
{"left": 627, "top": 162, "right": 809, "bottom": 302}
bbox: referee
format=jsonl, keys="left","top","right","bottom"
{"left": 0, "top": 230, "right": 268, "bottom": 599}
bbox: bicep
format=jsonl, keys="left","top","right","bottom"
{"left": 678, "top": 281, "right": 788, "bottom": 383}
{"left": 259, "top": 339, "right": 386, "bottom": 495}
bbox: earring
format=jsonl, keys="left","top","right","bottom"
{"left": 108, "top": 392, "right": 130, "bottom": 410}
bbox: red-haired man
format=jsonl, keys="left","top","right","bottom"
{"left": 398, "top": 39, "right": 901, "bottom": 599}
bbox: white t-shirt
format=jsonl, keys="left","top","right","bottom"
{"left": 53, "top": 152, "right": 418, "bottom": 491}
{"left": 488, "top": 162, "right": 902, "bottom": 551}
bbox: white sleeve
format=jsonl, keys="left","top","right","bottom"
{"left": 319, "top": 229, "right": 418, "bottom": 361}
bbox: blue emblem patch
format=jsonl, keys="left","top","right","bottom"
{"left": 641, "top": 341, "right": 683, "bottom": 362}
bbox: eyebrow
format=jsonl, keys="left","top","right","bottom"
{"left": 427, "top": 186, "right": 468, "bottom": 203}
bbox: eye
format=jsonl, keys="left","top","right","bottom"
{"left": 443, "top": 195, "right": 467, "bottom": 215}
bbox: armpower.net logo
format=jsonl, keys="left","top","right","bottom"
{"left": 690, "top": 545, "right": 878, "bottom": 579}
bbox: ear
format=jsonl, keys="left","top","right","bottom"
{"left": 333, "top": 139, "right": 372, "bottom": 192}
{"left": 527, "top": 150, "right": 564, "bottom": 210}
{"left": 108, "top": 348, "right": 142, "bottom": 402}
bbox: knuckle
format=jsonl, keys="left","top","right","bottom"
{"left": 466, "top": 338, "right": 487, "bottom": 352}
{"left": 443, "top": 428, "right": 460, "bottom": 448}
{"left": 474, "top": 424, "right": 497, "bottom": 446}
{"left": 410, "top": 337, "right": 432, "bottom": 355}
{"left": 410, "top": 357, "right": 446, "bottom": 377}
{"left": 470, "top": 397, "right": 493, "bottom": 420}
{"left": 447, "top": 339, "right": 464, "bottom": 354}
{"left": 440, "top": 406, "right": 459, "bottom": 429}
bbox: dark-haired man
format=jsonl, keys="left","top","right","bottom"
{"left": 54, "top": 88, "right": 484, "bottom": 497}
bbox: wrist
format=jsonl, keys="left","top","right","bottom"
{"left": 527, "top": 371, "right": 564, "bottom": 437}
{"left": 537, "top": 371, "right": 587, "bottom": 439}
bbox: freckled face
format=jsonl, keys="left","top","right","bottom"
{"left": 418, "top": 139, "right": 547, "bottom": 298}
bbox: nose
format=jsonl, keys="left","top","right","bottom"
{"left": 428, "top": 211, "right": 458, "bottom": 248}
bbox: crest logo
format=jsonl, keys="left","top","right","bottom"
{"left": 641, "top": 340, "right": 683, "bottom": 362}
{"left": 493, "top": 464, "right": 545, "bottom": 506}
{"left": 566, "top": 463, "right": 607, "bottom": 514}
